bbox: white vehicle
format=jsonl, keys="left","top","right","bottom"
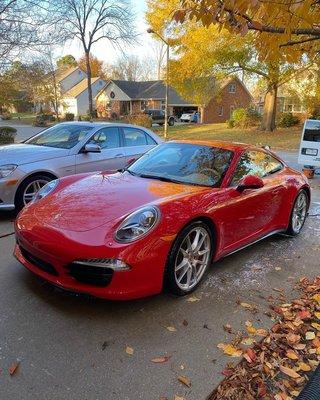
{"left": 180, "top": 111, "right": 197, "bottom": 123}
{"left": 298, "top": 119, "right": 320, "bottom": 167}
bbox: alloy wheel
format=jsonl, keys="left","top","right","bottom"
{"left": 23, "top": 179, "right": 50, "bottom": 205}
{"left": 291, "top": 191, "right": 307, "bottom": 234}
{"left": 174, "top": 227, "right": 211, "bottom": 290}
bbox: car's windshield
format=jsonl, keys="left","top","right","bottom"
{"left": 26, "top": 124, "right": 94, "bottom": 149}
{"left": 127, "top": 142, "right": 233, "bottom": 187}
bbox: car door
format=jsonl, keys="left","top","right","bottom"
{"left": 218, "top": 150, "right": 285, "bottom": 254}
{"left": 75, "top": 127, "right": 126, "bottom": 173}
{"left": 121, "top": 126, "right": 158, "bottom": 164}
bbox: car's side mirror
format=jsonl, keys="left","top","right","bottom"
{"left": 236, "top": 175, "right": 264, "bottom": 192}
{"left": 83, "top": 143, "right": 101, "bottom": 153}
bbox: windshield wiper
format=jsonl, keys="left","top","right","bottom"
{"left": 137, "top": 174, "right": 184, "bottom": 184}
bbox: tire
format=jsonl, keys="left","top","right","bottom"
{"left": 164, "top": 221, "right": 214, "bottom": 296}
{"left": 285, "top": 189, "right": 308, "bottom": 236}
{"left": 15, "top": 174, "right": 53, "bottom": 211}
{"left": 168, "top": 117, "right": 174, "bottom": 126}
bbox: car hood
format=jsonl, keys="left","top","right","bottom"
{"left": 0, "top": 144, "right": 70, "bottom": 165}
{"left": 25, "top": 172, "right": 207, "bottom": 232}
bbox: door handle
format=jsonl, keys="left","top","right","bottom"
{"left": 115, "top": 154, "right": 124, "bottom": 158}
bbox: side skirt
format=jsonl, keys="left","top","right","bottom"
{"left": 221, "top": 229, "right": 286, "bottom": 259}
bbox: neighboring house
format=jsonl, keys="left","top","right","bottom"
{"left": 95, "top": 77, "right": 252, "bottom": 123}
{"left": 63, "top": 76, "right": 106, "bottom": 116}
{"left": 35, "top": 66, "right": 105, "bottom": 116}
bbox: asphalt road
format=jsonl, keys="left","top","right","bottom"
{"left": 0, "top": 152, "right": 319, "bottom": 400}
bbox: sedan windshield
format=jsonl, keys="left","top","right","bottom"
{"left": 128, "top": 142, "right": 233, "bottom": 187}
{"left": 26, "top": 124, "right": 94, "bottom": 149}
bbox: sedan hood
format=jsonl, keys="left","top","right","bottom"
{"left": 0, "top": 144, "right": 70, "bottom": 165}
{"left": 28, "top": 172, "right": 206, "bottom": 232}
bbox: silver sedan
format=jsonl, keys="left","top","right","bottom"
{"left": 0, "top": 122, "right": 162, "bottom": 210}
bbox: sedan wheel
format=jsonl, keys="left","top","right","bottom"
{"left": 23, "top": 179, "right": 50, "bottom": 205}
{"left": 165, "top": 222, "right": 213, "bottom": 296}
{"left": 15, "top": 175, "right": 53, "bottom": 210}
{"left": 287, "top": 190, "right": 308, "bottom": 235}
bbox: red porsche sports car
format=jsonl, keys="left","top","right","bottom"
{"left": 14, "top": 140, "right": 310, "bottom": 300}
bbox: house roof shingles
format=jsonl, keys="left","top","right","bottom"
{"left": 64, "top": 77, "right": 100, "bottom": 98}
{"left": 110, "top": 80, "right": 196, "bottom": 105}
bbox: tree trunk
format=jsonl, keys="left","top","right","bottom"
{"left": 261, "top": 84, "right": 278, "bottom": 132}
{"left": 85, "top": 51, "right": 93, "bottom": 117}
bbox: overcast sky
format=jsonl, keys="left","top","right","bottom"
{"left": 60, "top": 0, "right": 153, "bottom": 64}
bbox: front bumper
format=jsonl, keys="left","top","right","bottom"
{"left": 0, "top": 176, "right": 19, "bottom": 210}
{"left": 14, "top": 223, "right": 173, "bottom": 300}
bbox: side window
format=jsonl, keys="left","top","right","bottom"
{"left": 88, "top": 127, "right": 120, "bottom": 149}
{"left": 231, "top": 151, "right": 267, "bottom": 185}
{"left": 264, "top": 154, "right": 283, "bottom": 175}
{"left": 123, "top": 128, "right": 148, "bottom": 147}
{"left": 146, "top": 134, "right": 157, "bottom": 145}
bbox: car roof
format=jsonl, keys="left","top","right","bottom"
{"left": 170, "top": 139, "right": 260, "bottom": 153}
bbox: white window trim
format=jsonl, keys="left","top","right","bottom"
{"left": 218, "top": 106, "right": 224, "bottom": 116}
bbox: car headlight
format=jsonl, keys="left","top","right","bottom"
{"left": 0, "top": 164, "right": 17, "bottom": 178}
{"left": 32, "top": 179, "right": 59, "bottom": 203}
{"left": 115, "top": 206, "right": 160, "bottom": 243}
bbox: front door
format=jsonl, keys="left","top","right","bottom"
{"left": 218, "top": 150, "right": 286, "bottom": 254}
{"left": 75, "top": 127, "right": 126, "bottom": 173}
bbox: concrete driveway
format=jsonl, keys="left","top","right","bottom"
{"left": 0, "top": 152, "right": 319, "bottom": 400}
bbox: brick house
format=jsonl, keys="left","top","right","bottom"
{"left": 95, "top": 77, "right": 252, "bottom": 123}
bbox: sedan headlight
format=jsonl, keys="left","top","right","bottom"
{"left": 32, "top": 179, "right": 59, "bottom": 203}
{"left": 115, "top": 206, "right": 160, "bottom": 243}
{"left": 0, "top": 164, "right": 17, "bottom": 178}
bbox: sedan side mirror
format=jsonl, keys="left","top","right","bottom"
{"left": 237, "top": 175, "right": 264, "bottom": 192}
{"left": 83, "top": 143, "right": 101, "bottom": 153}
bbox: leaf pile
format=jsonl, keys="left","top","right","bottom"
{"left": 210, "top": 276, "right": 320, "bottom": 400}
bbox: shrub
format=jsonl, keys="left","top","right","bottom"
{"left": 0, "top": 126, "right": 17, "bottom": 144}
{"left": 79, "top": 114, "right": 91, "bottom": 121}
{"left": 1, "top": 112, "right": 12, "bottom": 120}
{"left": 311, "top": 109, "right": 320, "bottom": 120}
{"left": 277, "top": 112, "right": 300, "bottom": 128}
{"left": 124, "top": 113, "right": 152, "bottom": 128}
{"left": 229, "top": 107, "right": 261, "bottom": 129}
{"left": 65, "top": 113, "right": 74, "bottom": 121}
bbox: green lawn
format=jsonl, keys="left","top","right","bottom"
{"left": 153, "top": 123, "right": 302, "bottom": 151}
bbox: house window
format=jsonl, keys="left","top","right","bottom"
{"left": 161, "top": 100, "right": 165, "bottom": 110}
{"left": 218, "top": 106, "right": 224, "bottom": 116}
{"left": 228, "top": 83, "right": 236, "bottom": 93}
{"left": 141, "top": 100, "right": 148, "bottom": 111}
{"left": 230, "top": 105, "right": 235, "bottom": 117}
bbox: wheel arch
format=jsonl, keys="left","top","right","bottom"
{"left": 173, "top": 215, "right": 219, "bottom": 259}
{"left": 14, "top": 170, "right": 58, "bottom": 204}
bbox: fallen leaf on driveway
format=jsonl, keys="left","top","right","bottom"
{"left": 182, "top": 319, "right": 188, "bottom": 326}
{"left": 298, "top": 362, "right": 311, "bottom": 372}
{"left": 166, "top": 326, "right": 177, "bottom": 332}
{"left": 174, "top": 396, "right": 185, "bottom": 400}
{"left": 125, "top": 346, "right": 134, "bottom": 355}
{"left": 217, "top": 343, "right": 242, "bottom": 357}
{"left": 241, "top": 337, "right": 255, "bottom": 346}
{"left": 151, "top": 356, "right": 170, "bottom": 363}
{"left": 312, "top": 294, "right": 320, "bottom": 303}
{"left": 286, "top": 350, "right": 298, "bottom": 360}
{"left": 306, "top": 331, "right": 315, "bottom": 340}
{"left": 240, "top": 302, "right": 255, "bottom": 310}
{"left": 279, "top": 365, "right": 301, "bottom": 379}
{"left": 9, "top": 361, "right": 20, "bottom": 376}
{"left": 315, "top": 311, "right": 320, "bottom": 319}
{"left": 223, "top": 324, "right": 232, "bottom": 333}
{"left": 311, "top": 322, "right": 320, "bottom": 331}
{"left": 186, "top": 296, "right": 200, "bottom": 302}
{"left": 178, "top": 375, "right": 191, "bottom": 387}
{"left": 275, "top": 267, "right": 282, "bottom": 271}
